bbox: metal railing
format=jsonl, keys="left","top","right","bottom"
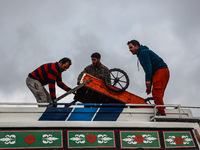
{"left": 0, "top": 102, "right": 200, "bottom": 121}
{"left": 150, "top": 104, "right": 200, "bottom": 122}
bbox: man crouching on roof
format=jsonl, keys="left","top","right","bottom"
{"left": 77, "top": 52, "right": 111, "bottom": 84}
{"left": 26, "top": 58, "right": 72, "bottom": 107}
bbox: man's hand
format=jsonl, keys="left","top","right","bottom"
{"left": 146, "top": 81, "right": 151, "bottom": 95}
{"left": 53, "top": 104, "right": 57, "bottom": 108}
{"left": 52, "top": 100, "right": 57, "bottom": 108}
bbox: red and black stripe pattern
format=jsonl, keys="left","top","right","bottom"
{"left": 28, "top": 62, "right": 71, "bottom": 101}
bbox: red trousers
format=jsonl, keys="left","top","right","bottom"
{"left": 152, "top": 68, "right": 170, "bottom": 114}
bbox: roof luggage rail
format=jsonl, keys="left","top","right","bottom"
{"left": 150, "top": 104, "right": 200, "bottom": 123}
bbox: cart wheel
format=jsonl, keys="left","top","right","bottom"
{"left": 104, "top": 68, "right": 129, "bottom": 93}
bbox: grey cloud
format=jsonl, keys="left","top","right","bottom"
{"left": 0, "top": 0, "right": 200, "bottom": 116}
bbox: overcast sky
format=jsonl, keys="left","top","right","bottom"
{"left": 0, "top": 0, "right": 200, "bottom": 116}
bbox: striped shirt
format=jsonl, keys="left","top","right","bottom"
{"left": 28, "top": 62, "right": 71, "bottom": 101}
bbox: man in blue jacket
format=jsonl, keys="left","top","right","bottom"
{"left": 127, "top": 40, "right": 170, "bottom": 116}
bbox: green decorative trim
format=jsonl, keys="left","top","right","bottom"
{"left": 67, "top": 130, "right": 115, "bottom": 148}
{"left": 0, "top": 130, "right": 63, "bottom": 149}
{"left": 120, "top": 131, "right": 161, "bottom": 149}
{"left": 163, "top": 131, "right": 196, "bottom": 148}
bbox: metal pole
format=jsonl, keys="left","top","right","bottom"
{"left": 54, "top": 79, "right": 92, "bottom": 102}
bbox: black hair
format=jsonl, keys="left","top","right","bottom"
{"left": 127, "top": 40, "right": 140, "bottom": 47}
{"left": 91, "top": 52, "right": 101, "bottom": 59}
{"left": 59, "top": 57, "right": 72, "bottom": 65}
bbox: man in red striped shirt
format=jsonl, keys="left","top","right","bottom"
{"left": 26, "top": 57, "right": 72, "bottom": 107}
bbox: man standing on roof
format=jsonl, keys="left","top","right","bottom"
{"left": 77, "top": 52, "right": 111, "bottom": 84}
{"left": 26, "top": 57, "right": 72, "bottom": 107}
{"left": 127, "top": 40, "right": 170, "bottom": 116}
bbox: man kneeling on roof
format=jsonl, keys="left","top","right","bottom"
{"left": 77, "top": 52, "right": 111, "bottom": 84}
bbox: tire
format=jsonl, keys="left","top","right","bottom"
{"left": 104, "top": 68, "right": 129, "bottom": 93}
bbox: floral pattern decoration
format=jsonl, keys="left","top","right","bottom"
{"left": 25, "top": 135, "right": 35, "bottom": 144}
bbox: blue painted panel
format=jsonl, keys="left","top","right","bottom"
{"left": 67, "top": 108, "right": 98, "bottom": 121}
{"left": 93, "top": 107, "right": 124, "bottom": 121}
{"left": 39, "top": 107, "right": 73, "bottom": 121}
